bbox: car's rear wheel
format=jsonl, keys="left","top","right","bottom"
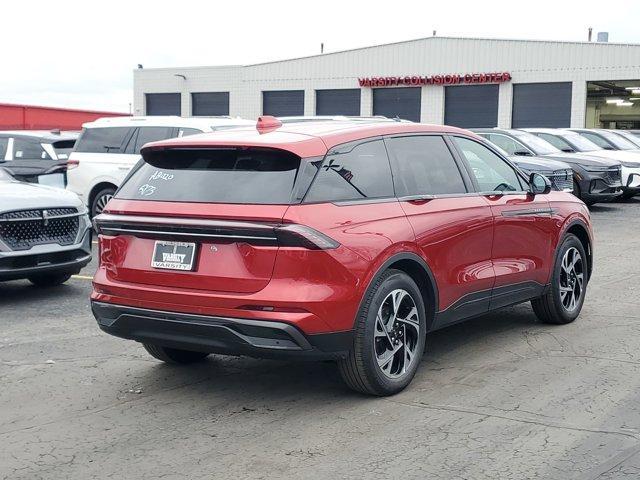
{"left": 91, "top": 186, "right": 116, "bottom": 217}
{"left": 338, "top": 269, "right": 426, "bottom": 396}
{"left": 532, "top": 234, "right": 588, "bottom": 325}
{"left": 143, "top": 344, "right": 210, "bottom": 364}
{"left": 28, "top": 273, "right": 72, "bottom": 287}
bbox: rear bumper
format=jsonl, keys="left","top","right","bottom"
{"left": 91, "top": 301, "right": 353, "bottom": 360}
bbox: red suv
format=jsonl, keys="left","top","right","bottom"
{"left": 92, "top": 118, "right": 593, "bottom": 396}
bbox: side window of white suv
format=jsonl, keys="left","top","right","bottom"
{"left": 132, "top": 127, "right": 176, "bottom": 153}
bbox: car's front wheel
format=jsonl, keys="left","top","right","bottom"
{"left": 28, "top": 273, "right": 72, "bottom": 287}
{"left": 143, "top": 344, "right": 210, "bottom": 364}
{"left": 532, "top": 234, "right": 588, "bottom": 324}
{"left": 338, "top": 269, "right": 426, "bottom": 396}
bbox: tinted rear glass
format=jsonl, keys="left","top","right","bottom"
{"left": 116, "top": 148, "right": 300, "bottom": 204}
{"left": 52, "top": 140, "right": 76, "bottom": 159}
{"left": 74, "top": 127, "right": 133, "bottom": 153}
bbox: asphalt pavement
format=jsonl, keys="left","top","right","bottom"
{"left": 2, "top": 199, "right": 640, "bottom": 479}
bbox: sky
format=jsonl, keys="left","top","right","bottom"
{"left": 2, "top": 0, "right": 639, "bottom": 113}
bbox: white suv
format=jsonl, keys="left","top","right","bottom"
{"left": 66, "top": 116, "right": 254, "bottom": 216}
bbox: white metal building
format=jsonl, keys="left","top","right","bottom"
{"left": 133, "top": 36, "right": 640, "bottom": 129}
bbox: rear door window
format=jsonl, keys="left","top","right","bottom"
{"left": 133, "top": 127, "right": 176, "bottom": 152}
{"left": 74, "top": 127, "right": 134, "bottom": 153}
{"left": 304, "top": 139, "right": 394, "bottom": 203}
{"left": 385, "top": 135, "right": 467, "bottom": 196}
{"left": 116, "top": 148, "right": 301, "bottom": 204}
{"left": 13, "top": 138, "right": 51, "bottom": 160}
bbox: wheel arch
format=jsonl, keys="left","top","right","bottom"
{"left": 562, "top": 219, "right": 593, "bottom": 280}
{"left": 88, "top": 182, "right": 118, "bottom": 215}
{"left": 359, "top": 252, "right": 439, "bottom": 331}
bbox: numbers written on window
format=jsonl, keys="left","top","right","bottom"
{"left": 386, "top": 135, "right": 467, "bottom": 196}
{"left": 453, "top": 137, "right": 525, "bottom": 193}
{"left": 304, "top": 139, "right": 394, "bottom": 203}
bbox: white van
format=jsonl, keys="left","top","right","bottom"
{"left": 66, "top": 116, "right": 254, "bottom": 216}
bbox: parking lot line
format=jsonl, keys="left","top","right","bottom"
{"left": 71, "top": 274, "right": 94, "bottom": 281}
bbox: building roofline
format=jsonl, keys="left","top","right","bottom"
{"left": 245, "top": 35, "right": 640, "bottom": 67}
{"left": 133, "top": 35, "right": 640, "bottom": 73}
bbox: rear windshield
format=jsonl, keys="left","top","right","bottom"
{"left": 52, "top": 140, "right": 76, "bottom": 160}
{"left": 116, "top": 148, "right": 301, "bottom": 204}
{"left": 74, "top": 127, "right": 132, "bottom": 153}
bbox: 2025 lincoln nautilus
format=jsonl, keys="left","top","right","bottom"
{"left": 91, "top": 117, "right": 593, "bottom": 396}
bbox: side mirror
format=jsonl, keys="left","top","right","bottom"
{"left": 561, "top": 148, "right": 575, "bottom": 153}
{"left": 513, "top": 150, "right": 532, "bottom": 156}
{"left": 529, "top": 172, "right": 551, "bottom": 195}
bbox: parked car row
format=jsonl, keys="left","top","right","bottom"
{"left": 474, "top": 128, "right": 640, "bottom": 204}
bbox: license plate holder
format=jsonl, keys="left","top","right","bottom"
{"left": 151, "top": 241, "right": 197, "bottom": 271}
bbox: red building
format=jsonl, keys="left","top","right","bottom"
{"left": 0, "top": 103, "right": 127, "bottom": 131}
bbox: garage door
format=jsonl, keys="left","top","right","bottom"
{"left": 372, "top": 88, "right": 421, "bottom": 122}
{"left": 316, "top": 89, "right": 361, "bottom": 116}
{"left": 145, "top": 93, "right": 181, "bottom": 116}
{"left": 192, "top": 92, "right": 229, "bottom": 116}
{"left": 512, "top": 82, "right": 572, "bottom": 128}
{"left": 262, "top": 90, "right": 304, "bottom": 116}
{"left": 444, "top": 84, "right": 499, "bottom": 128}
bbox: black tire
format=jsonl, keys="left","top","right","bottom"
{"left": 338, "top": 269, "right": 427, "bottom": 396}
{"left": 91, "top": 186, "right": 116, "bottom": 217}
{"left": 28, "top": 273, "right": 72, "bottom": 287}
{"left": 573, "top": 180, "right": 583, "bottom": 201}
{"left": 143, "top": 344, "right": 209, "bottom": 364}
{"left": 621, "top": 191, "right": 637, "bottom": 200}
{"left": 532, "top": 234, "right": 588, "bottom": 325}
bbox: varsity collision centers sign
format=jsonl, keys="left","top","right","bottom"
{"left": 358, "top": 72, "right": 512, "bottom": 87}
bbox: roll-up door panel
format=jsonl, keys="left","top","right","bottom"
{"left": 512, "top": 82, "right": 572, "bottom": 128}
{"left": 262, "top": 90, "right": 304, "bottom": 116}
{"left": 192, "top": 92, "right": 230, "bottom": 116}
{"left": 316, "top": 89, "right": 361, "bottom": 116}
{"left": 145, "top": 93, "right": 181, "bottom": 116}
{"left": 372, "top": 87, "right": 421, "bottom": 122}
{"left": 444, "top": 84, "right": 499, "bottom": 128}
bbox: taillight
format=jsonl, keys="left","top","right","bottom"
{"left": 67, "top": 159, "right": 80, "bottom": 170}
{"left": 91, "top": 213, "right": 340, "bottom": 250}
{"left": 275, "top": 224, "right": 340, "bottom": 250}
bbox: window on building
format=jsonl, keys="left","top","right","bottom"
{"left": 386, "top": 135, "right": 467, "bottom": 196}
{"left": 454, "top": 137, "right": 524, "bottom": 192}
{"left": 304, "top": 139, "right": 394, "bottom": 203}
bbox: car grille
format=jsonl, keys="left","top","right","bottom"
{"left": 604, "top": 167, "right": 622, "bottom": 184}
{"left": 0, "top": 208, "right": 80, "bottom": 251}
{"left": 549, "top": 170, "right": 573, "bottom": 191}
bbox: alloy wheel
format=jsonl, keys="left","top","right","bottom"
{"left": 374, "top": 289, "right": 421, "bottom": 379}
{"left": 95, "top": 193, "right": 113, "bottom": 215}
{"left": 559, "top": 246, "right": 584, "bottom": 312}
